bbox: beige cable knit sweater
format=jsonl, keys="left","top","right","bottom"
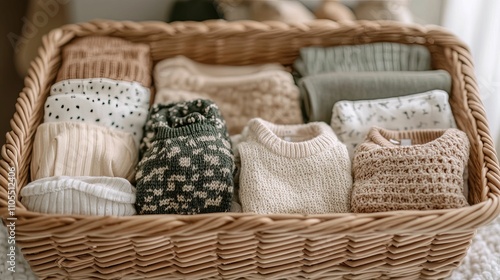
{"left": 154, "top": 56, "right": 303, "bottom": 134}
{"left": 351, "top": 127, "right": 469, "bottom": 213}
{"left": 238, "top": 118, "right": 352, "bottom": 214}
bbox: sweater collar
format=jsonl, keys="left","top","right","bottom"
{"left": 246, "top": 118, "right": 339, "bottom": 158}
{"left": 368, "top": 126, "right": 453, "bottom": 148}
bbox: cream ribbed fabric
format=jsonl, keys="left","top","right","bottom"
{"left": 56, "top": 36, "right": 152, "bottom": 87}
{"left": 154, "top": 56, "right": 303, "bottom": 134}
{"left": 31, "top": 122, "right": 137, "bottom": 181}
{"left": 351, "top": 127, "right": 469, "bottom": 213}
{"left": 238, "top": 118, "right": 352, "bottom": 214}
{"left": 21, "top": 176, "right": 136, "bottom": 216}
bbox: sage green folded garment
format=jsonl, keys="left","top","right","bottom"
{"left": 294, "top": 43, "right": 431, "bottom": 76}
{"left": 300, "top": 70, "right": 451, "bottom": 123}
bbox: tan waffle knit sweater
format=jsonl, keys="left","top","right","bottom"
{"left": 351, "top": 127, "right": 469, "bottom": 213}
{"left": 56, "top": 36, "right": 152, "bottom": 87}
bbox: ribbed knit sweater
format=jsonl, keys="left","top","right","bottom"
{"left": 135, "top": 99, "right": 234, "bottom": 215}
{"left": 21, "top": 176, "right": 136, "bottom": 216}
{"left": 154, "top": 56, "right": 303, "bottom": 134}
{"left": 351, "top": 127, "right": 469, "bottom": 213}
{"left": 56, "top": 36, "right": 152, "bottom": 87}
{"left": 238, "top": 118, "right": 352, "bottom": 214}
{"left": 31, "top": 122, "right": 137, "bottom": 181}
{"left": 293, "top": 42, "right": 431, "bottom": 77}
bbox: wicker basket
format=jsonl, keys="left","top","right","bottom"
{"left": 1, "top": 19, "right": 500, "bottom": 280}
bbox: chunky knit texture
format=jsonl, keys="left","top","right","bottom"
{"left": 31, "top": 122, "right": 137, "bottom": 181}
{"left": 46, "top": 78, "right": 150, "bottom": 146}
{"left": 21, "top": 176, "right": 136, "bottom": 216}
{"left": 331, "top": 90, "right": 457, "bottom": 157}
{"left": 351, "top": 127, "right": 469, "bottom": 213}
{"left": 294, "top": 42, "right": 431, "bottom": 76}
{"left": 238, "top": 118, "right": 352, "bottom": 214}
{"left": 154, "top": 56, "right": 303, "bottom": 134}
{"left": 56, "top": 36, "right": 152, "bottom": 87}
{"left": 136, "top": 99, "right": 234, "bottom": 215}
{"left": 140, "top": 100, "right": 229, "bottom": 159}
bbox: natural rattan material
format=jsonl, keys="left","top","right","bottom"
{"left": 1, "top": 20, "right": 500, "bottom": 279}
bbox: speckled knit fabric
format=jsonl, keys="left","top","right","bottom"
{"left": 56, "top": 36, "right": 152, "bottom": 87}
{"left": 351, "top": 127, "right": 469, "bottom": 213}
{"left": 154, "top": 55, "right": 303, "bottom": 134}
{"left": 140, "top": 100, "right": 229, "bottom": 159}
{"left": 238, "top": 118, "right": 352, "bottom": 214}
{"left": 136, "top": 99, "right": 234, "bottom": 214}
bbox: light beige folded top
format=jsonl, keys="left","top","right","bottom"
{"left": 31, "top": 122, "right": 138, "bottom": 182}
{"left": 153, "top": 56, "right": 303, "bottom": 134}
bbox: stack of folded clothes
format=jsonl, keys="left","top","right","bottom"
{"left": 286, "top": 42, "right": 470, "bottom": 212}
{"left": 25, "top": 36, "right": 153, "bottom": 216}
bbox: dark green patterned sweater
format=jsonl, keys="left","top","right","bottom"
{"left": 136, "top": 99, "right": 234, "bottom": 214}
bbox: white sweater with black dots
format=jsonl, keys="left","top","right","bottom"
{"left": 45, "top": 78, "right": 151, "bottom": 146}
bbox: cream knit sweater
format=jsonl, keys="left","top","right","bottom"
{"left": 238, "top": 118, "right": 352, "bottom": 214}
{"left": 31, "top": 122, "right": 137, "bottom": 182}
{"left": 351, "top": 127, "right": 469, "bottom": 213}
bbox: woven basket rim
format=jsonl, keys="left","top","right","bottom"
{"left": 1, "top": 19, "right": 500, "bottom": 236}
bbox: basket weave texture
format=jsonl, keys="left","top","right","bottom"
{"left": 1, "top": 19, "right": 500, "bottom": 279}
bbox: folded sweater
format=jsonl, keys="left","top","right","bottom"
{"left": 300, "top": 70, "right": 451, "bottom": 123}
{"left": 56, "top": 36, "right": 153, "bottom": 87}
{"left": 238, "top": 118, "right": 352, "bottom": 214}
{"left": 140, "top": 99, "right": 229, "bottom": 159}
{"left": 31, "top": 122, "right": 137, "bottom": 182}
{"left": 45, "top": 78, "right": 150, "bottom": 146}
{"left": 330, "top": 90, "right": 457, "bottom": 157}
{"left": 351, "top": 127, "right": 469, "bottom": 213}
{"left": 294, "top": 42, "right": 431, "bottom": 76}
{"left": 154, "top": 56, "right": 303, "bottom": 134}
{"left": 136, "top": 99, "right": 234, "bottom": 215}
{"left": 21, "top": 176, "right": 136, "bottom": 216}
